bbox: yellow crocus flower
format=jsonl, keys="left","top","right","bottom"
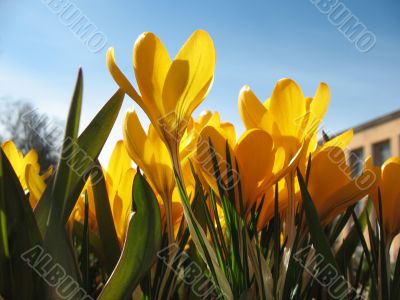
{"left": 239, "top": 79, "right": 329, "bottom": 156}
{"left": 2, "top": 140, "right": 52, "bottom": 207}
{"left": 74, "top": 141, "right": 135, "bottom": 245}
{"left": 239, "top": 79, "right": 329, "bottom": 243}
{"left": 104, "top": 141, "right": 135, "bottom": 244}
{"left": 123, "top": 109, "right": 175, "bottom": 201}
{"left": 272, "top": 131, "right": 379, "bottom": 226}
{"left": 123, "top": 108, "right": 189, "bottom": 243}
{"left": 196, "top": 126, "right": 287, "bottom": 224}
{"left": 107, "top": 30, "right": 216, "bottom": 162}
{"left": 370, "top": 157, "right": 400, "bottom": 244}
{"left": 306, "top": 147, "right": 379, "bottom": 225}
{"left": 180, "top": 110, "right": 235, "bottom": 163}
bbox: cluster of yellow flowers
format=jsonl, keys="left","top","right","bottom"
{"left": 2, "top": 29, "right": 399, "bottom": 249}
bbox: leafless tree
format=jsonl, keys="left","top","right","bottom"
{"left": 0, "top": 98, "right": 64, "bottom": 170}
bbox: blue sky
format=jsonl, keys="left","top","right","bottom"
{"left": 1, "top": 0, "right": 399, "bottom": 162}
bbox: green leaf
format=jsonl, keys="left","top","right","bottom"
{"left": 52, "top": 68, "right": 84, "bottom": 224}
{"left": 35, "top": 87, "right": 125, "bottom": 234}
{"left": 0, "top": 150, "right": 11, "bottom": 299}
{"left": 377, "top": 190, "right": 390, "bottom": 300}
{"left": 91, "top": 161, "right": 121, "bottom": 274}
{"left": 297, "top": 169, "right": 347, "bottom": 300}
{"left": 351, "top": 211, "right": 377, "bottom": 299}
{"left": 1, "top": 148, "right": 44, "bottom": 300}
{"left": 329, "top": 205, "right": 355, "bottom": 245}
{"left": 61, "top": 88, "right": 124, "bottom": 222}
{"left": 34, "top": 69, "right": 83, "bottom": 233}
{"left": 99, "top": 171, "right": 162, "bottom": 300}
{"left": 39, "top": 70, "right": 84, "bottom": 298}
{"left": 391, "top": 246, "right": 400, "bottom": 300}
{"left": 335, "top": 200, "right": 371, "bottom": 272}
{"left": 80, "top": 192, "right": 90, "bottom": 293}
{"left": 273, "top": 182, "right": 280, "bottom": 297}
{"left": 72, "top": 221, "right": 105, "bottom": 265}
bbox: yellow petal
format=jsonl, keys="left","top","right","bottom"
{"left": 371, "top": 157, "right": 400, "bottom": 238}
{"left": 164, "top": 30, "right": 216, "bottom": 120}
{"left": 235, "top": 129, "right": 274, "bottom": 209}
{"left": 307, "top": 83, "right": 330, "bottom": 136}
{"left": 123, "top": 108, "right": 151, "bottom": 177}
{"left": 221, "top": 122, "right": 236, "bottom": 147}
{"left": 123, "top": 108, "right": 174, "bottom": 200}
{"left": 25, "top": 164, "right": 46, "bottom": 208}
{"left": 269, "top": 78, "right": 307, "bottom": 138}
{"left": 196, "top": 125, "right": 236, "bottom": 195}
{"left": 41, "top": 165, "right": 53, "bottom": 180}
{"left": 308, "top": 147, "right": 351, "bottom": 206}
{"left": 106, "top": 48, "right": 143, "bottom": 105}
{"left": 117, "top": 169, "right": 135, "bottom": 213}
{"left": 320, "top": 166, "right": 378, "bottom": 224}
{"left": 196, "top": 110, "right": 214, "bottom": 126}
{"left": 133, "top": 32, "right": 171, "bottom": 115}
{"left": 107, "top": 140, "right": 132, "bottom": 187}
{"left": 2, "top": 140, "right": 23, "bottom": 176}
{"left": 23, "top": 149, "right": 39, "bottom": 169}
{"left": 319, "top": 129, "right": 353, "bottom": 152}
{"left": 238, "top": 85, "right": 267, "bottom": 130}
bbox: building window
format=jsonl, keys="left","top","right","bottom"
{"left": 349, "top": 148, "right": 364, "bottom": 178}
{"left": 372, "top": 140, "right": 391, "bottom": 166}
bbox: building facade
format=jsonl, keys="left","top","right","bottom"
{"left": 345, "top": 110, "right": 400, "bottom": 260}
{"left": 347, "top": 110, "right": 400, "bottom": 173}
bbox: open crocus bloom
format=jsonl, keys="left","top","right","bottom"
{"left": 301, "top": 130, "right": 379, "bottom": 225}
{"left": 180, "top": 110, "right": 236, "bottom": 165}
{"left": 196, "top": 126, "right": 288, "bottom": 223}
{"left": 2, "top": 140, "right": 52, "bottom": 207}
{"left": 370, "top": 157, "right": 400, "bottom": 243}
{"left": 238, "top": 78, "right": 330, "bottom": 167}
{"left": 307, "top": 147, "right": 379, "bottom": 225}
{"left": 259, "top": 130, "right": 378, "bottom": 227}
{"left": 238, "top": 78, "right": 330, "bottom": 241}
{"left": 107, "top": 30, "right": 216, "bottom": 160}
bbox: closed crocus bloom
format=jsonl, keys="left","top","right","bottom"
{"left": 124, "top": 109, "right": 175, "bottom": 201}
{"left": 107, "top": 30, "right": 216, "bottom": 162}
{"left": 2, "top": 140, "right": 52, "bottom": 207}
{"left": 370, "top": 157, "right": 400, "bottom": 243}
{"left": 104, "top": 141, "right": 135, "bottom": 244}
{"left": 123, "top": 108, "right": 186, "bottom": 243}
